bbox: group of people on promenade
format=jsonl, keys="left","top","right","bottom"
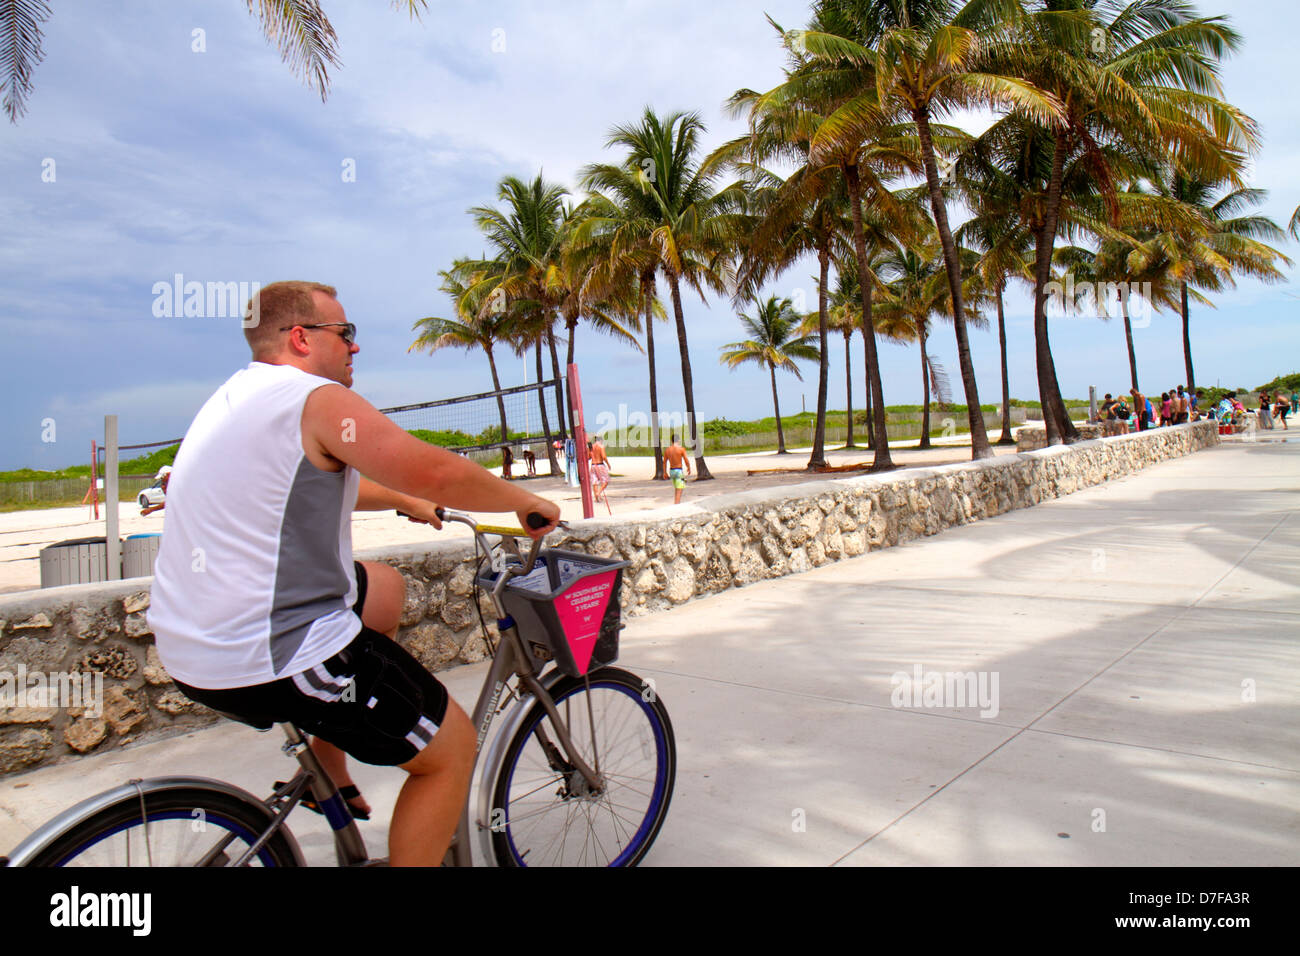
{"left": 1251, "top": 390, "right": 1293, "bottom": 430}
{"left": 1207, "top": 389, "right": 1294, "bottom": 431}
{"left": 1099, "top": 386, "right": 1202, "bottom": 435}
{"left": 1098, "top": 384, "right": 1295, "bottom": 435}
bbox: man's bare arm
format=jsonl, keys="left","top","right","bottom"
{"left": 304, "top": 385, "right": 559, "bottom": 535}
{"left": 355, "top": 477, "right": 443, "bottom": 527}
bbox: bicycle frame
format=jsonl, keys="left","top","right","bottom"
{"left": 442, "top": 510, "right": 605, "bottom": 866}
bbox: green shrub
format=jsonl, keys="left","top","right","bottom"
{"left": 1256, "top": 373, "right": 1300, "bottom": 395}
{"left": 408, "top": 428, "right": 475, "bottom": 447}
{"left": 700, "top": 417, "right": 751, "bottom": 437}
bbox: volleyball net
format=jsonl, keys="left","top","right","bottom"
{"left": 380, "top": 378, "right": 568, "bottom": 454}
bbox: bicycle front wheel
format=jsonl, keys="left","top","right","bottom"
{"left": 23, "top": 787, "right": 300, "bottom": 867}
{"left": 488, "top": 666, "right": 675, "bottom": 867}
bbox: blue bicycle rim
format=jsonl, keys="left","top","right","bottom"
{"left": 501, "top": 679, "right": 669, "bottom": 867}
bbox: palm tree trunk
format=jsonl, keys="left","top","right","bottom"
{"left": 1181, "top": 282, "right": 1195, "bottom": 392}
{"left": 536, "top": 340, "right": 560, "bottom": 475}
{"left": 843, "top": 162, "right": 892, "bottom": 472}
{"left": 565, "top": 316, "right": 578, "bottom": 369}
{"left": 808, "top": 244, "right": 831, "bottom": 470}
{"left": 843, "top": 331, "right": 856, "bottom": 448}
{"left": 1034, "top": 134, "right": 1079, "bottom": 443}
{"left": 918, "top": 322, "right": 932, "bottom": 450}
{"left": 996, "top": 282, "right": 1015, "bottom": 444}
{"left": 1121, "top": 290, "right": 1139, "bottom": 392}
{"left": 666, "top": 272, "right": 712, "bottom": 480}
{"left": 1032, "top": 225, "right": 1064, "bottom": 447}
{"left": 485, "top": 345, "right": 508, "bottom": 444}
{"left": 912, "top": 108, "right": 991, "bottom": 460}
{"left": 770, "top": 366, "right": 787, "bottom": 454}
{"left": 546, "top": 325, "right": 571, "bottom": 438}
{"left": 643, "top": 273, "right": 665, "bottom": 479}
{"left": 861, "top": 324, "right": 876, "bottom": 449}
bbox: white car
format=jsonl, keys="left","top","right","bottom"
{"left": 138, "top": 477, "right": 167, "bottom": 508}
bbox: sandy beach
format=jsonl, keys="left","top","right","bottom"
{"left": 0, "top": 435, "right": 1024, "bottom": 594}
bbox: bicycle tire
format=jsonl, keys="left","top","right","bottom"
{"left": 488, "top": 666, "right": 675, "bottom": 867}
{"left": 23, "top": 786, "right": 300, "bottom": 867}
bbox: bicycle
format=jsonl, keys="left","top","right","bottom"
{"left": 3, "top": 509, "right": 676, "bottom": 867}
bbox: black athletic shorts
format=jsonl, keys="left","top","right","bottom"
{"left": 173, "top": 562, "right": 450, "bottom": 766}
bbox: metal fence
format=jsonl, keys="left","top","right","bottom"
{"left": 0, "top": 475, "right": 155, "bottom": 505}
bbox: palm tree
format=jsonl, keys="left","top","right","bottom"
{"left": 580, "top": 108, "right": 744, "bottom": 481}
{"left": 786, "top": 0, "right": 1069, "bottom": 460}
{"left": 560, "top": 202, "right": 646, "bottom": 373}
{"left": 745, "top": 18, "right": 932, "bottom": 471}
{"left": 812, "top": 256, "right": 904, "bottom": 451}
{"left": 1133, "top": 174, "right": 1291, "bottom": 393}
{"left": 1005, "top": 0, "right": 1259, "bottom": 444}
{"left": 709, "top": 86, "right": 855, "bottom": 470}
{"left": 957, "top": 209, "right": 1034, "bottom": 445}
{"left": 467, "top": 173, "right": 571, "bottom": 439}
{"left": 821, "top": 268, "right": 863, "bottom": 449}
{"left": 568, "top": 193, "right": 674, "bottom": 478}
{"left": 720, "top": 297, "right": 820, "bottom": 454}
{"left": 875, "top": 239, "right": 943, "bottom": 447}
{"left": 876, "top": 233, "right": 989, "bottom": 448}
{"left": 3, "top": 0, "right": 427, "bottom": 122}
{"left": 409, "top": 265, "right": 512, "bottom": 443}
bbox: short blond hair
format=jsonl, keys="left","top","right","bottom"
{"left": 244, "top": 281, "right": 337, "bottom": 359}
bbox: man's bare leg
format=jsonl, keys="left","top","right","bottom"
{"left": 391, "top": 699, "right": 475, "bottom": 866}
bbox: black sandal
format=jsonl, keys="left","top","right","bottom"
{"left": 275, "top": 781, "right": 371, "bottom": 821}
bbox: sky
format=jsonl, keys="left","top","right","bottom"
{"left": 4, "top": 0, "right": 1299, "bottom": 471}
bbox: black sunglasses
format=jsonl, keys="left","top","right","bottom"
{"left": 281, "top": 322, "right": 356, "bottom": 346}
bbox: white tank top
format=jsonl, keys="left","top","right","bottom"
{"left": 148, "top": 362, "right": 361, "bottom": 689}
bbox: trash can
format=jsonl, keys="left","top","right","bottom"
{"left": 39, "top": 536, "right": 114, "bottom": 588}
{"left": 122, "top": 533, "right": 163, "bottom": 579}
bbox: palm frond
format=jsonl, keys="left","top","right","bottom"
{"left": 245, "top": 0, "right": 341, "bottom": 101}
{"left": 1, "top": 0, "right": 50, "bottom": 122}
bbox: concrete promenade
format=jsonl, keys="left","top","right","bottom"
{"left": 2, "top": 433, "right": 1295, "bottom": 866}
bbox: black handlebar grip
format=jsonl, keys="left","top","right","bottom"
{"left": 526, "top": 512, "right": 548, "bottom": 530}
{"left": 435, "top": 506, "right": 446, "bottom": 521}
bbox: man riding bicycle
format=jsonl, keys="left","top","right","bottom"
{"left": 147, "top": 281, "right": 560, "bottom": 866}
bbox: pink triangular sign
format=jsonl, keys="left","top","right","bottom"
{"left": 554, "top": 570, "right": 616, "bottom": 674}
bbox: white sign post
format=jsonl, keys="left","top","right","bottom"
{"left": 105, "top": 415, "right": 120, "bottom": 580}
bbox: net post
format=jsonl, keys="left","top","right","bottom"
{"left": 104, "top": 415, "right": 120, "bottom": 580}
{"left": 567, "top": 364, "right": 594, "bottom": 519}
{"left": 89, "top": 439, "right": 99, "bottom": 520}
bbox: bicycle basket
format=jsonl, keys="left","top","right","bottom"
{"left": 478, "top": 549, "right": 627, "bottom": 678}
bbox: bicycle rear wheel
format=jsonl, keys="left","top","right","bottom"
{"left": 488, "top": 666, "right": 675, "bottom": 867}
{"left": 23, "top": 787, "right": 300, "bottom": 867}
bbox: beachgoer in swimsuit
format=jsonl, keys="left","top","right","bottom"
{"left": 664, "top": 435, "right": 692, "bottom": 504}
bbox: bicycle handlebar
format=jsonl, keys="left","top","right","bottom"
{"left": 429, "top": 507, "right": 558, "bottom": 580}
